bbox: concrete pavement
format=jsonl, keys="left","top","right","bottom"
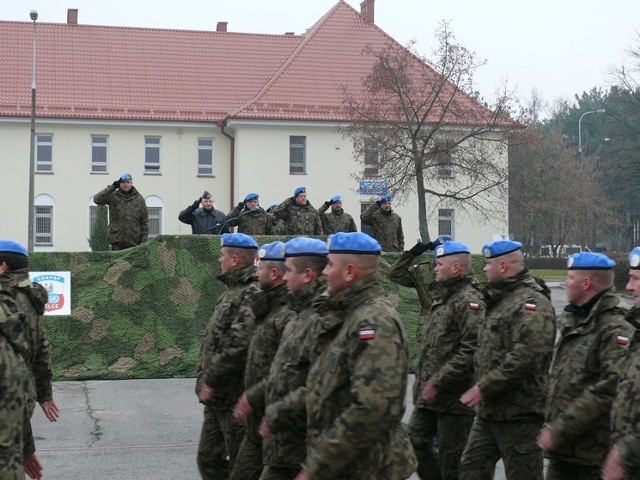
{"left": 32, "top": 284, "right": 570, "bottom": 479}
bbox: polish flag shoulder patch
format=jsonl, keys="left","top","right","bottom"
{"left": 469, "top": 302, "right": 480, "bottom": 310}
{"left": 616, "top": 335, "right": 630, "bottom": 346}
{"left": 359, "top": 327, "right": 376, "bottom": 341}
{"left": 524, "top": 303, "right": 537, "bottom": 311}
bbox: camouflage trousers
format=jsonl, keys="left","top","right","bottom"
{"left": 258, "top": 465, "right": 300, "bottom": 480}
{"left": 197, "top": 406, "right": 245, "bottom": 480}
{"left": 545, "top": 458, "right": 601, "bottom": 480}
{"left": 407, "top": 407, "right": 473, "bottom": 480}
{"left": 459, "top": 416, "right": 544, "bottom": 480}
{"left": 230, "top": 434, "right": 262, "bottom": 480}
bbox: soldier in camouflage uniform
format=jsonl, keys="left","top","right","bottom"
{"left": 316, "top": 195, "right": 357, "bottom": 234}
{"left": 536, "top": 252, "right": 633, "bottom": 480}
{"left": 0, "top": 240, "right": 57, "bottom": 426}
{"left": 259, "top": 237, "right": 328, "bottom": 480}
{"left": 196, "top": 233, "right": 260, "bottom": 480}
{"left": 227, "top": 193, "right": 273, "bottom": 235}
{"left": 270, "top": 187, "right": 323, "bottom": 236}
{"left": 408, "top": 240, "right": 484, "bottom": 480}
{"left": 360, "top": 194, "right": 404, "bottom": 252}
{"left": 266, "top": 205, "right": 287, "bottom": 236}
{"left": 602, "top": 246, "right": 640, "bottom": 480}
{"left": 231, "top": 242, "right": 295, "bottom": 480}
{"left": 459, "top": 240, "right": 556, "bottom": 480}
{"left": 93, "top": 172, "right": 148, "bottom": 250}
{"left": 289, "top": 232, "right": 414, "bottom": 480}
{"left": 0, "top": 288, "right": 39, "bottom": 479}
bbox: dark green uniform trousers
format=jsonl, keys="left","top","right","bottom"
{"left": 197, "top": 406, "right": 244, "bottom": 480}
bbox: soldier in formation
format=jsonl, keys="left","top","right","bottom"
{"left": 360, "top": 194, "right": 404, "bottom": 252}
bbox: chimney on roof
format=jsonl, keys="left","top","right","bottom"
{"left": 67, "top": 8, "right": 78, "bottom": 25}
{"left": 216, "top": 22, "right": 228, "bottom": 32}
{"left": 360, "top": 0, "right": 375, "bottom": 24}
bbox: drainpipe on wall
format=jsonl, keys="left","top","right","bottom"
{"left": 220, "top": 123, "right": 235, "bottom": 208}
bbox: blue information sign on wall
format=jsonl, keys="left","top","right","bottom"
{"left": 359, "top": 181, "right": 387, "bottom": 196}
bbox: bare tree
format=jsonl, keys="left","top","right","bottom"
{"left": 341, "top": 22, "right": 519, "bottom": 241}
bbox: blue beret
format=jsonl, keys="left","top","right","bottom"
{"left": 568, "top": 252, "right": 615, "bottom": 270}
{"left": 221, "top": 233, "right": 258, "bottom": 250}
{"left": 379, "top": 194, "right": 392, "bottom": 203}
{"left": 482, "top": 240, "right": 522, "bottom": 259}
{"left": 294, "top": 187, "right": 306, "bottom": 198}
{"left": 284, "top": 237, "right": 327, "bottom": 257}
{"left": 328, "top": 232, "right": 381, "bottom": 255}
{"left": 258, "top": 241, "right": 285, "bottom": 261}
{"left": 244, "top": 192, "right": 259, "bottom": 202}
{"left": 435, "top": 241, "right": 470, "bottom": 258}
{"left": 119, "top": 172, "right": 132, "bottom": 182}
{"left": 331, "top": 195, "right": 342, "bottom": 203}
{"left": 629, "top": 247, "right": 640, "bottom": 269}
{"left": 266, "top": 204, "right": 278, "bottom": 213}
{"left": 0, "top": 239, "right": 28, "bottom": 257}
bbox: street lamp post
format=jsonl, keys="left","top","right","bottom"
{"left": 28, "top": 10, "right": 38, "bottom": 252}
{"left": 578, "top": 108, "right": 605, "bottom": 155}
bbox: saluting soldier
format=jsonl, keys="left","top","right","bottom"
{"left": 360, "top": 194, "right": 404, "bottom": 252}
{"left": 316, "top": 195, "right": 357, "bottom": 234}
{"left": 270, "top": 187, "right": 322, "bottom": 236}
{"left": 227, "top": 193, "right": 273, "bottom": 235}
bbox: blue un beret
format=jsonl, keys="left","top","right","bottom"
{"left": 0, "top": 239, "right": 28, "bottom": 257}
{"left": 379, "top": 194, "right": 392, "bottom": 203}
{"left": 482, "top": 240, "right": 522, "bottom": 259}
{"left": 244, "top": 192, "right": 259, "bottom": 202}
{"left": 328, "top": 232, "right": 381, "bottom": 255}
{"left": 435, "top": 241, "right": 470, "bottom": 258}
{"left": 259, "top": 241, "right": 286, "bottom": 261}
{"left": 221, "top": 233, "right": 258, "bottom": 250}
{"left": 629, "top": 247, "right": 640, "bottom": 269}
{"left": 119, "top": 172, "right": 132, "bottom": 182}
{"left": 568, "top": 252, "right": 615, "bottom": 270}
{"left": 294, "top": 187, "right": 306, "bottom": 198}
{"left": 285, "top": 237, "right": 328, "bottom": 257}
{"left": 331, "top": 195, "right": 342, "bottom": 203}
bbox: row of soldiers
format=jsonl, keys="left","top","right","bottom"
{"left": 0, "top": 240, "right": 58, "bottom": 479}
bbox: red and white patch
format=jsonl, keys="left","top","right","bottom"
{"left": 524, "top": 303, "right": 537, "bottom": 311}
{"left": 616, "top": 335, "right": 630, "bottom": 346}
{"left": 469, "top": 302, "right": 480, "bottom": 310}
{"left": 359, "top": 328, "right": 376, "bottom": 340}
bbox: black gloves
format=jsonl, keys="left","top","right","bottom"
{"left": 238, "top": 201, "right": 246, "bottom": 210}
{"left": 409, "top": 242, "right": 430, "bottom": 257}
{"left": 192, "top": 197, "right": 202, "bottom": 209}
{"left": 112, "top": 179, "right": 121, "bottom": 189}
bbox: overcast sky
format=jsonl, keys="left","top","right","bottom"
{"left": 4, "top": 0, "right": 640, "bottom": 113}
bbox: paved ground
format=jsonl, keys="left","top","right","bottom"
{"left": 32, "top": 284, "right": 570, "bottom": 479}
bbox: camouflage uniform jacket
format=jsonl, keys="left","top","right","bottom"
{"left": 94, "top": 184, "right": 148, "bottom": 247}
{"left": 302, "top": 274, "right": 410, "bottom": 480}
{"left": 242, "top": 283, "right": 295, "bottom": 442}
{"left": 226, "top": 205, "right": 272, "bottom": 235}
{"left": 545, "top": 289, "right": 633, "bottom": 466}
{"left": 360, "top": 204, "right": 404, "bottom": 252}
{"left": 316, "top": 203, "right": 357, "bottom": 234}
{"left": 178, "top": 205, "right": 229, "bottom": 235}
{"left": 262, "top": 277, "right": 326, "bottom": 468}
{"left": 474, "top": 270, "right": 556, "bottom": 421}
{"left": 0, "top": 270, "right": 53, "bottom": 405}
{"left": 0, "top": 290, "right": 35, "bottom": 468}
{"left": 610, "top": 306, "right": 640, "bottom": 474}
{"left": 414, "top": 274, "right": 483, "bottom": 416}
{"left": 196, "top": 263, "right": 259, "bottom": 409}
{"left": 272, "top": 197, "right": 323, "bottom": 236}
{"left": 387, "top": 251, "right": 435, "bottom": 332}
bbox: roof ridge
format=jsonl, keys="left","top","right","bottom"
{"left": 225, "top": 0, "right": 347, "bottom": 121}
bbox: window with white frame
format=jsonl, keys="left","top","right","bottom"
{"left": 434, "top": 141, "right": 455, "bottom": 178}
{"left": 146, "top": 195, "right": 164, "bottom": 238}
{"left": 144, "top": 136, "right": 161, "bottom": 174}
{"left": 289, "top": 136, "right": 306, "bottom": 174}
{"left": 438, "top": 209, "right": 455, "bottom": 237}
{"left": 89, "top": 203, "right": 109, "bottom": 237}
{"left": 34, "top": 194, "right": 55, "bottom": 246}
{"left": 91, "top": 134, "right": 108, "bottom": 173}
{"left": 36, "top": 134, "right": 53, "bottom": 173}
{"left": 364, "top": 138, "right": 380, "bottom": 177}
{"left": 198, "top": 138, "right": 214, "bottom": 176}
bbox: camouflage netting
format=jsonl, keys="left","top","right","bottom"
{"left": 30, "top": 237, "right": 491, "bottom": 380}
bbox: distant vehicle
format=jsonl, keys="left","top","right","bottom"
{"left": 539, "top": 244, "right": 592, "bottom": 257}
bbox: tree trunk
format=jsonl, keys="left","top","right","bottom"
{"left": 415, "top": 159, "right": 431, "bottom": 242}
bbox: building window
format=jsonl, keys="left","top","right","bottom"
{"left": 89, "top": 204, "right": 109, "bottom": 236}
{"left": 36, "top": 134, "right": 53, "bottom": 173}
{"left": 289, "top": 136, "right": 306, "bottom": 174}
{"left": 144, "top": 136, "right": 161, "bottom": 174}
{"left": 364, "top": 138, "right": 380, "bottom": 177}
{"left": 198, "top": 138, "right": 214, "bottom": 176}
{"left": 148, "top": 207, "right": 162, "bottom": 238}
{"left": 433, "top": 141, "right": 455, "bottom": 178}
{"left": 438, "top": 209, "right": 455, "bottom": 237}
{"left": 35, "top": 205, "right": 53, "bottom": 246}
{"left": 91, "top": 135, "right": 108, "bottom": 173}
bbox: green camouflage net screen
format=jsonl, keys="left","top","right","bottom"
{"left": 30, "top": 236, "right": 489, "bottom": 380}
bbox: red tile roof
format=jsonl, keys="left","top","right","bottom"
{"left": 0, "top": 1, "right": 503, "bottom": 126}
